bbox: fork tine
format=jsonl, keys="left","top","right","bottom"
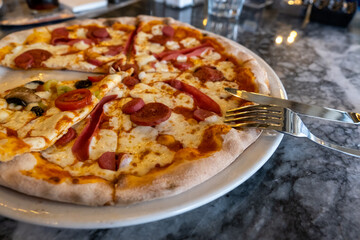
{"left": 225, "top": 104, "right": 284, "bottom": 131}
{"left": 226, "top": 104, "right": 282, "bottom": 113}
{"left": 225, "top": 110, "right": 282, "bottom": 118}
{"left": 225, "top": 104, "right": 283, "bottom": 125}
{"left": 227, "top": 122, "right": 281, "bottom": 130}
{"left": 224, "top": 115, "right": 282, "bottom": 125}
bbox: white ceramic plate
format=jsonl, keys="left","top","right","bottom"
{"left": 0, "top": 46, "right": 286, "bottom": 229}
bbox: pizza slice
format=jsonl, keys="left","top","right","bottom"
{"left": 0, "top": 71, "right": 129, "bottom": 162}
{"left": 0, "top": 16, "right": 273, "bottom": 206}
{"left": 0, "top": 58, "right": 268, "bottom": 205}
{"left": 132, "top": 16, "right": 269, "bottom": 94}
{"left": 0, "top": 18, "right": 137, "bottom": 73}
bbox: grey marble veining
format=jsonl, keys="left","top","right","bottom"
{"left": 0, "top": 1, "right": 360, "bottom": 239}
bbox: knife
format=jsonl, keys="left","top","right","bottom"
{"left": 225, "top": 88, "right": 360, "bottom": 124}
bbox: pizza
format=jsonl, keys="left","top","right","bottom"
{"left": 0, "top": 15, "right": 269, "bottom": 206}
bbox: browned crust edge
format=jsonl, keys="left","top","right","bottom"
{"left": 114, "top": 128, "right": 260, "bottom": 204}
{"left": 0, "top": 17, "right": 137, "bottom": 48}
{"left": 0, "top": 153, "right": 114, "bottom": 206}
{"left": 0, "top": 17, "right": 138, "bottom": 73}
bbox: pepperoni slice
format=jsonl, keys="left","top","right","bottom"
{"left": 130, "top": 102, "right": 171, "bottom": 126}
{"left": 104, "top": 45, "right": 123, "bottom": 56}
{"left": 51, "top": 27, "right": 69, "bottom": 45}
{"left": 122, "top": 76, "right": 139, "bottom": 88}
{"left": 55, "top": 127, "right": 77, "bottom": 147}
{"left": 165, "top": 79, "right": 222, "bottom": 115}
{"left": 72, "top": 95, "right": 117, "bottom": 161}
{"left": 172, "top": 61, "right": 193, "bottom": 71}
{"left": 185, "top": 46, "right": 213, "bottom": 57}
{"left": 122, "top": 98, "right": 145, "bottom": 114}
{"left": 156, "top": 43, "right": 212, "bottom": 60}
{"left": 88, "top": 75, "right": 106, "bottom": 82}
{"left": 124, "top": 30, "right": 136, "bottom": 56}
{"left": 193, "top": 66, "right": 224, "bottom": 82}
{"left": 162, "top": 26, "right": 175, "bottom": 38}
{"left": 112, "top": 60, "right": 139, "bottom": 76}
{"left": 14, "top": 49, "right": 52, "bottom": 69}
{"left": 98, "top": 152, "right": 127, "bottom": 171}
{"left": 86, "top": 58, "right": 103, "bottom": 66}
{"left": 93, "top": 28, "right": 109, "bottom": 38}
{"left": 85, "top": 27, "right": 110, "bottom": 44}
{"left": 98, "top": 152, "right": 117, "bottom": 171}
{"left": 86, "top": 27, "right": 110, "bottom": 41}
{"left": 14, "top": 52, "right": 34, "bottom": 69}
{"left": 149, "top": 35, "right": 169, "bottom": 45}
{"left": 193, "top": 109, "right": 215, "bottom": 121}
{"left": 162, "top": 46, "right": 212, "bottom": 61}
{"left": 51, "top": 27, "right": 94, "bottom": 46}
{"left": 55, "top": 89, "right": 92, "bottom": 111}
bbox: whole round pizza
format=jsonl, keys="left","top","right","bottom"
{"left": 0, "top": 15, "right": 269, "bottom": 206}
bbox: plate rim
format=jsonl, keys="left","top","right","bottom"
{"left": 0, "top": 40, "right": 286, "bottom": 229}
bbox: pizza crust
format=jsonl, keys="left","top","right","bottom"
{"left": 0, "top": 16, "right": 271, "bottom": 206}
{"left": 114, "top": 128, "right": 260, "bottom": 204}
{"left": 0, "top": 17, "right": 138, "bottom": 73}
{"left": 0, "top": 17, "right": 137, "bottom": 45}
{"left": 0, "top": 153, "right": 114, "bottom": 205}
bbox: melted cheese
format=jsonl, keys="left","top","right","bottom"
{"left": 166, "top": 41, "right": 180, "bottom": 50}
{"left": 69, "top": 28, "right": 87, "bottom": 39}
{"left": 216, "top": 61, "right": 236, "bottom": 80}
{"left": 3, "top": 111, "right": 34, "bottom": 131}
{"left": 24, "top": 29, "right": 51, "bottom": 45}
{"left": 0, "top": 132, "right": 30, "bottom": 162}
{"left": 148, "top": 43, "right": 165, "bottom": 53}
{"left": 66, "top": 160, "right": 118, "bottom": 181}
{"left": 180, "top": 37, "right": 200, "bottom": 48}
{"left": 154, "top": 61, "right": 170, "bottom": 72}
{"left": 151, "top": 25, "right": 163, "bottom": 35}
{"left": 201, "top": 49, "right": 221, "bottom": 62}
{"left": 22, "top": 137, "right": 46, "bottom": 150}
{"left": 0, "top": 109, "right": 11, "bottom": 123}
{"left": 73, "top": 40, "right": 90, "bottom": 50}
{"left": 0, "top": 45, "right": 16, "bottom": 61}
{"left": 117, "top": 126, "right": 174, "bottom": 176}
{"left": 138, "top": 72, "right": 178, "bottom": 84}
{"left": 135, "top": 53, "right": 156, "bottom": 69}
{"left": 89, "top": 129, "right": 118, "bottom": 160}
{"left": 42, "top": 144, "right": 77, "bottom": 168}
{"left": 0, "top": 99, "right": 7, "bottom": 109}
{"left": 134, "top": 32, "right": 153, "bottom": 54}
{"left": 100, "top": 29, "right": 127, "bottom": 46}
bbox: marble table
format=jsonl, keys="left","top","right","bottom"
{"left": 0, "top": 1, "right": 360, "bottom": 239}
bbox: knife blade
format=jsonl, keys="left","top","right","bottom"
{"left": 225, "top": 88, "right": 360, "bottom": 124}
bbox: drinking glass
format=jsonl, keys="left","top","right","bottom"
{"left": 26, "top": 0, "right": 59, "bottom": 13}
{"left": 208, "top": 0, "right": 245, "bottom": 19}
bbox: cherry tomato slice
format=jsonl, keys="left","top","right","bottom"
{"left": 55, "top": 127, "right": 77, "bottom": 147}
{"left": 55, "top": 89, "right": 92, "bottom": 111}
{"left": 87, "top": 75, "right": 106, "bottom": 82}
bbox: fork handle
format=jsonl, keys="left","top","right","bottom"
{"left": 286, "top": 131, "right": 360, "bottom": 158}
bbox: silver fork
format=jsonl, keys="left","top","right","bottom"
{"left": 224, "top": 104, "right": 360, "bottom": 158}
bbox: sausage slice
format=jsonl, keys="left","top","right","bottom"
{"left": 193, "top": 66, "right": 224, "bottom": 82}
{"left": 130, "top": 102, "right": 171, "bottom": 126}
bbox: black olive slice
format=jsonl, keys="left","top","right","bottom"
{"left": 6, "top": 98, "right": 27, "bottom": 107}
{"left": 29, "top": 80, "right": 45, "bottom": 85}
{"left": 75, "top": 80, "right": 92, "bottom": 89}
{"left": 31, "top": 106, "right": 44, "bottom": 116}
